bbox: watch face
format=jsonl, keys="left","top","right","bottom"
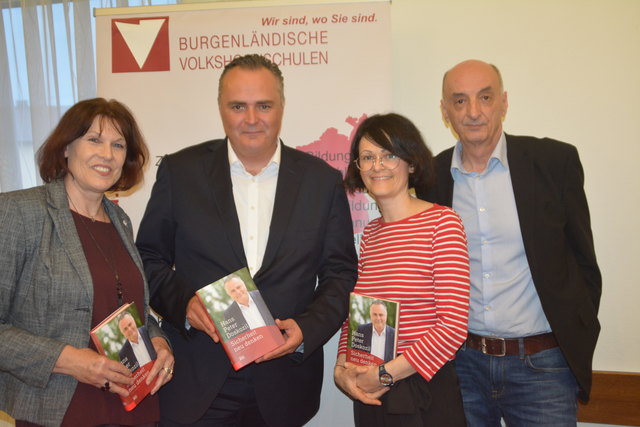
{"left": 379, "top": 364, "right": 394, "bottom": 386}
{"left": 380, "top": 373, "right": 393, "bottom": 386}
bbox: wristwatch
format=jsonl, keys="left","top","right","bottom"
{"left": 378, "top": 364, "right": 394, "bottom": 387}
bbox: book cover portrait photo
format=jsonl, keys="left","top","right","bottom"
{"left": 196, "top": 267, "right": 284, "bottom": 370}
{"left": 347, "top": 293, "right": 399, "bottom": 366}
{"left": 90, "top": 303, "right": 157, "bottom": 411}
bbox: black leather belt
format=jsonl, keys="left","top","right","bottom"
{"left": 466, "top": 332, "right": 558, "bottom": 356}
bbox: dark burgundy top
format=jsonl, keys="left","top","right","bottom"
{"left": 60, "top": 211, "right": 160, "bottom": 426}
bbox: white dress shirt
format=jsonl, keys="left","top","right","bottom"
{"left": 130, "top": 334, "right": 152, "bottom": 367}
{"left": 238, "top": 294, "right": 268, "bottom": 329}
{"left": 228, "top": 140, "right": 280, "bottom": 277}
{"left": 370, "top": 325, "right": 387, "bottom": 360}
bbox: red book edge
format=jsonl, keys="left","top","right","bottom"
{"left": 195, "top": 293, "right": 285, "bottom": 370}
{"left": 346, "top": 292, "right": 400, "bottom": 366}
{"left": 89, "top": 302, "right": 156, "bottom": 411}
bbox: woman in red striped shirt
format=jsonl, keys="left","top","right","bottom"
{"left": 334, "top": 113, "right": 469, "bottom": 426}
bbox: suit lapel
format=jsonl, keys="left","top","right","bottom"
{"left": 46, "top": 181, "right": 94, "bottom": 303}
{"left": 257, "top": 144, "right": 302, "bottom": 277}
{"left": 441, "top": 150, "right": 455, "bottom": 206}
{"left": 204, "top": 140, "right": 247, "bottom": 266}
{"left": 106, "top": 200, "right": 151, "bottom": 310}
{"left": 506, "top": 135, "right": 536, "bottom": 258}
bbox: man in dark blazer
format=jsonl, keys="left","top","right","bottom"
{"left": 420, "top": 59, "right": 601, "bottom": 426}
{"left": 118, "top": 312, "right": 156, "bottom": 373}
{"left": 222, "top": 275, "right": 275, "bottom": 339}
{"left": 355, "top": 301, "right": 395, "bottom": 362}
{"left": 136, "top": 54, "right": 357, "bottom": 426}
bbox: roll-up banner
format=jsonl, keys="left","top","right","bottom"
{"left": 95, "top": 0, "right": 391, "bottom": 238}
{"left": 96, "top": 2, "right": 390, "bottom": 423}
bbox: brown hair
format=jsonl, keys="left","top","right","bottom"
{"left": 37, "top": 98, "right": 148, "bottom": 191}
{"left": 344, "top": 113, "right": 434, "bottom": 196}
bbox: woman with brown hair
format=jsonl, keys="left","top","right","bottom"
{"left": 0, "top": 98, "right": 173, "bottom": 426}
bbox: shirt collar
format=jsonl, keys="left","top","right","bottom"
{"left": 227, "top": 139, "right": 281, "bottom": 175}
{"left": 451, "top": 132, "right": 508, "bottom": 174}
{"left": 372, "top": 325, "right": 386, "bottom": 337}
{"left": 238, "top": 293, "right": 256, "bottom": 309}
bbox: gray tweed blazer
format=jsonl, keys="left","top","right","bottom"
{"left": 0, "top": 179, "right": 159, "bottom": 426}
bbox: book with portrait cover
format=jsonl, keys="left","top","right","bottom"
{"left": 195, "top": 267, "right": 285, "bottom": 370}
{"left": 347, "top": 292, "right": 399, "bottom": 366}
{"left": 89, "top": 302, "right": 157, "bottom": 411}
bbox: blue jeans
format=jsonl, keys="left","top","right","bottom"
{"left": 455, "top": 344, "right": 578, "bottom": 427}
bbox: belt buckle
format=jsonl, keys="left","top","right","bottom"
{"left": 481, "top": 336, "right": 506, "bottom": 357}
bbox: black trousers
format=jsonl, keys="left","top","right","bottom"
{"left": 353, "top": 360, "right": 467, "bottom": 427}
{"left": 160, "top": 367, "right": 268, "bottom": 427}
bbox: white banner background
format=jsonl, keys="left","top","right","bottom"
{"left": 96, "top": 1, "right": 390, "bottom": 425}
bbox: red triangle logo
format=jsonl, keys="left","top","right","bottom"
{"left": 112, "top": 17, "right": 170, "bottom": 73}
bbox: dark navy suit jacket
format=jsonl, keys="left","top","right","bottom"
{"left": 137, "top": 140, "right": 357, "bottom": 425}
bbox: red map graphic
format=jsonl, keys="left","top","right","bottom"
{"left": 297, "top": 114, "right": 375, "bottom": 234}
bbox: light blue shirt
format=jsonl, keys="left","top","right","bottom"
{"left": 451, "top": 133, "right": 551, "bottom": 338}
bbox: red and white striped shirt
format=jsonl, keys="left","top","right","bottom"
{"left": 338, "top": 204, "right": 470, "bottom": 381}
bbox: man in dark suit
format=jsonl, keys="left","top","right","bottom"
{"left": 117, "top": 312, "right": 156, "bottom": 373}
{"left": 420, "top": 59, "right": 601, "bottom": 426}
{"left": 355, "top": 300, "right": 395, "bottom": 362}
{"left": 222, "top": 275, "right": 275, "bottom": 339}
{"left": 136, "top": 54, "right": 357, "bottom": 426}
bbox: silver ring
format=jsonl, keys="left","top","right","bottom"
{"left": 100, "top": 381, "right": 110, "bottom": 391}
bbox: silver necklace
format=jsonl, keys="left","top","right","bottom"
{"left": 68, "top": 195, "right": 124, "bottom": 306}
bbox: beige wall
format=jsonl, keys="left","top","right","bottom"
{"left": 390, "top": 0, "right": 640, "bottom": 373}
